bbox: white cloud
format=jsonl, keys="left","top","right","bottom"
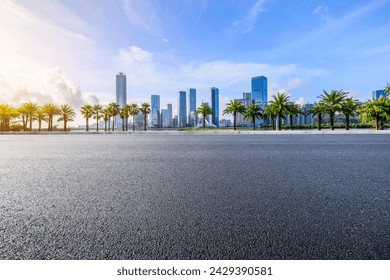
{"left": 287, "top": 78, "right": 307, "bottom": 89}
{"left": 295, "top": 97, "right": 307, "bottom": 105}
{"left": 119, "top": 46, "right": 153, "bottom": 62}
{"left": 232, "top": 0, "right": 268, "bottom": 33}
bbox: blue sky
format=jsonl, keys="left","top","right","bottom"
{"left": 1, "top": 0, "right": 389, "bottom": 122}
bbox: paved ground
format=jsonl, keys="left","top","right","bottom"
{"left": 0, "top": 134, "right": 389, "bottom": 259}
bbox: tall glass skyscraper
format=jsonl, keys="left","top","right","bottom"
{"left": 251, "top": 76, "right": 267, "bottom": 108}
{"left": 178, "top": 91, "right": 187, "bottom": 127}
{"left": 116, "top": 73, "right": 127, "bottom": 106}
{"left": 150, "top": 95, "right": 160, "bottom": 127}
{"left": 187, "top": 88, "right": 197, "bottom": 127}
{"left": 167, "top": 104, "right": 173, "bottom": 128}
{"left": 210, "top": 87, "right": 219, "bottom": 127}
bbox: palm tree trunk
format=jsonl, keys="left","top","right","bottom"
{"left": 132, "top": 116, "right": 135, "bottom": 131}
{"left": 346, "top": 114, "right": 349, "bottom": 130}
{"left": 126, "top": 117, "right": 128, "bottom": 131}
{"left": 86, "top": 118, "right": 89, "bottom": 132}
{"left": 318, "top": 114, "right": 322, "bottom": 130}
{"left": 64, "top": 120, "right": 67, "bottom": 131}
{"left": 38, "top": 119, "right": 41, "bottom": 132}
{"left": 112, "top": 117, "right": 115, "bottom": 131}
{"left": 96, "top": 114, "right": 99, "bottom": 132}
{"left": 203, "top": 114, "right": 206, "bottom": 129}
{"left": 233, "top": 113, "right": 236, "bottom": 130}
{"left": 277, "top": 113, "right": 282, "bottom": 130}
{"left": 290, "top": 114, "right": 293, "bottom": 130}
{"left": 253, "top": 116, "right": 255, "bottom": 130}
{"left": 29, "top": 114, "right": 33, "bottom": 131}
{"left": 122, "top": 117, "right": 125, "bottom": 131}
{"left": 376, "top": 117, "right": 379, "bottom": 130}
{"left": 330, "top": 113, "right": 334, "bottom": 130}
{"left": 144, "top": 115, "right": 147, "bottom": 131}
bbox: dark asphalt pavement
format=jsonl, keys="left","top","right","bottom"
{"left": 0, "top": 134, "right": 389, "bottom": 259}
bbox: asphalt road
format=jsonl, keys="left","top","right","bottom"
{"left": 0, "top": 134, "right": 389, "bottom": 259}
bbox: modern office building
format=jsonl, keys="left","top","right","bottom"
{"left": 187, "top": 88, "right": 197, "bottom": 127}
{"left": 116, "top": 72, "right": 127, "bottom": 129}
{"left": 251, "top": 76, "right": 267, "bottom": 108}
{"left": 116, "top": 72, "right": 127, "bottom": 106}
{"left": 173, "top": 115, "right": 178, "bottom": 128}
{"left": 372, "top": 90, "right": 386, "bottom": 100}
{"left": 150, "top": 95, "right": 160, "bottom": 127}
{"left": 167, "top": 104, "right": 173, "bottom": 128}
{"left": 161, "top": 109, "right": 169, "bottom": 128}
{"left": 178, "top": 91, "right": 187, "bottom": 127}
{"left": 210, "top": 87, "right": 219, "bottom": 127}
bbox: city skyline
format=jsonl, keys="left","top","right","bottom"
{"left": 1, "top": 0, "right": 390, "bottom": 126}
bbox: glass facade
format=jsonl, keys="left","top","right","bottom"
{"left": 210, "top": 87, "right": 219, "bottom": 127}
{"left": 187, "top": 88, "right": 197, "bottom": 127}
{"left": 372, "top": 90, "right": 386, "bottom": 100}
{"left": 150, "top": 95, "right": 160, "bottom": 127}
{"left": 161, "top": 109, "right": 169, "bottom": 128}
{"left": 251, "top": 76, "right": 267, "bottom": 108}
{"left": 116, "top": 73, "right": 127, "bottom": 107}
{"left": 178, "top": 91, "right": 187, "bottom": 127}
{"left": 167, "top": 104, "right": 173, "bottom": 128}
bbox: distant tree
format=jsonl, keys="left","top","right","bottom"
{"left": 358, "top": 97, "right": 390, "bottom": 130}
{"left": 42, "top": 103, "right": 60, "bottom": 131}
{"left": 268, "top": 92, "right": 290, "bottom": 130}
{"left": 80, "top": 104, "right": 93, "bottom": 132}
{"left": 140, "top": 103, "right": 151, "bottom": 131}
{"left": 122, "top": 104, "right": 131, "bottom": 131}
{"left": 223, "top": 99, "right": 246, "bottom": 130}
{"left": 108, "top": 102, "right": 120, "bottom": 131}
{"left": 93, "top": 105, "right": 103, "bottom": 132}
{"left": 195, "top": 103, "right": 213, "bottom": 129}
{"left": 119, "top": 107, "right": 128, "bottom": 131}
{"left": 0, "top": 104, "right": 18, "bottom": 131}
{"left": 385, "top": 83, "right": 390, "bottom": 96}
{"left": 243, "top": 103, "right": 263, "bottom": 130}
{"left": 264, "top": 103, "right": 277, "bottom": 130}
{"left": 340, "top": 98, "right": 358, "bottom": 130}
{"left": 20, "top": 102, "right": 39, "bottom": 131}
{"left": 128, "top": 103, "right": 140, "bottom": 132}
{"left": 309, "top": 102, "right": 327, "bottom": 130}
{"left": 58, "top": 104, "right": 76, "bottom": 131}
{"left": 102, "top": 108, "right": 110, "bottom": 132}
{"left": 286, "top": 103, "right": 301, "bottom": 130}
{"left": 318, "top": 89, "right": 348, "bottom": 130}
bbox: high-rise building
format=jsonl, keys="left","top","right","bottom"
{"left": 372, "top": 90, "right": 386, "bottom": 100}
{"left": 161, "top": 109, "right": 169, "bottom": 128}
{"left": 167, "top": 104, "right": 173, "bottom": 128}
{"left": 236, "top": 92, "right": 252, "bottom": 126}
{"left": 210, "top": 87, "right": 219, "bottom": 127}
{"left": 187, "top": 88, "right": 197, "bottom": 127}
{"left": 116, "top": 73, "right": 127, "bottom": 106}
{"left": 173, "top": 115, "right": 178, "bottom": 128}
{"left": 251, "top": 76, "right": 267, "bottom": 108}
{"left": 178, "top": 91, "right": 187, "bottom": 127}
{"left": 116, "top": 72, "right": 127, "bottom": 129}
{"left": 150, "top": 95, "right": 160, "bottom": 127}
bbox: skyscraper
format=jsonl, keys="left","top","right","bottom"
{"left": 161, "top": 109, "right": 169, "bottom": 128}
{"left": 150, "top": 95, "right": 160, "bottom": 127}
{"left": 116, "top": 72, "right": 127, "bottom": 106}
{"left": 167, "top": 104, "right": 173, "bottom": 128}
{"left": 178, "top": 91, "right": 187, "bottom": 127}
{"left": 372, "top": 90, "right": 386, "bottom": 100}
{"left": 210, "top": 87, "right": 219, "bottom": 127}
{"left": 187, "top": 88, "right": 196, "bottom": 127}
{"left": 251, "top": 76, "right": 267, "bottom": 108}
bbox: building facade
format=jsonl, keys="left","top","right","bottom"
{"left": 251, "top": 76, "right": 267, "bottom": 108}
{"left": 167, "top": 104, "right": 173, "bottom": 128}
{"left": 210, "top": 87, "right": 219, "bottom": 127}
{"left": 372, "top": 90, "right": 386, "bottom": 100}
{"left": 150, "top": 95, "right": 160, "bottom": 127}
{"left": 116, "top": 72, "right": 127, "bottom": 106}
{"left": 178, "top": 91, "right": 187, "bottom": 127}
{"left": 187, "top": 88, "right": 197, "bottom": 127}
{"left": 161, "top": 109, "right": 169, "bottom": 128}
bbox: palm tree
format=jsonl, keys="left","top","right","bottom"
{"left": 286, "top": 103, "right": 301, "bottom": 130}
{"left": 385, "top": 83, "right": 390, "bottom": 96}
{"left": 195, "top": 103, "right": 213, "bottom": 129}
{"left": 340, "top": 98, "right": 358, "bottom": 130}
{"left": 263, "top": 104, "right": 277, "bottom": 130}
{"left": 358, "top": 97, "right": 390, "bottom": 130}
{"left": 18, "top": 105, "right": 28, "bottom": 131}
{"left": 140, "top": 103, "right": 151, "bottom": 131}
{"left": 268, "top": 92, "right": 289, "bottom": 130}
{"left": 122, "top": 104, "right": 131, "bottom": 131}
{"left": 243, "top": 103, "right": 263, "bottom": 130}
{"left": 102, "top": 108, "right": 111, "bottom": 131}
{"left": 108, "top": 102, "right": 120, "bottom": 131}
{"left": 36, "top": 108, "right": 47, "bottom": 132}
{"left": 80, "top": 104, "right": 93, "bottom": 132}
{"left": 42, "top": 103, "right": 60, "bottom": 131}
{"left": 119, "top": 107, "right": 128, "bottom": 131}
{"left": 58, "top": 104, "right": 75, "bottom": 131}
{"left": 93, "top": 105, "right": 103, "bottom": 132}
{"left": 128, "top": 103, "right": 140, "bottom": 131}
{"left": 20, "top": 102, "right": 39, "bottom": 131}
{"left": 318, "top": 89, "right": 348, "bottom": 130}
{"left": 0, "top": 104, "right": 18, "bottom": 131}
{"left": 309, "top": 102, "right": 327, "bottom": 130}
{"left": 223, "top": 100, "right": 246, "bottom": 130}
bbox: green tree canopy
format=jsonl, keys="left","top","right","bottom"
{"left": 195, "top": 102, "right": 213, "bottom": 129}
{"left": 223, "top": 99, "right": 246, "bottom": 130}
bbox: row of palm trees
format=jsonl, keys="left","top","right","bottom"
{"left": 197, "top": 88, "right": 390, "bottom": 131}
{"left": 0, "top": 102, "right": 75, "bottom": 131}
{"left": 80, "top": 102, "right": 151, "bottom": 132}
